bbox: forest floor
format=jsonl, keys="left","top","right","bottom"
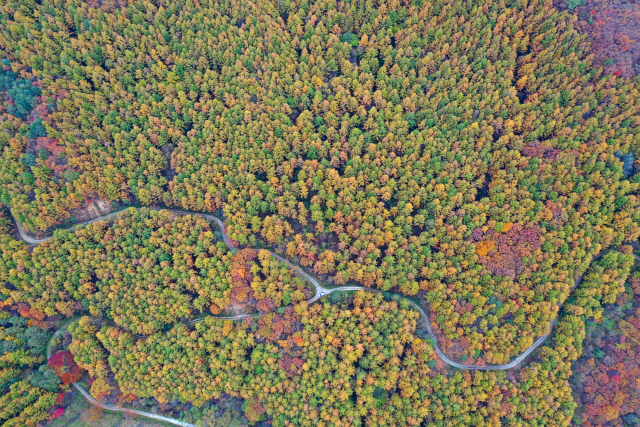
{"left": 74, "top": 199, "right": 114, "bottom": 223}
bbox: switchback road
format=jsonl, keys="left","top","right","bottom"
{"left": 18, "top": 208, "right": 637, "bottom": 425}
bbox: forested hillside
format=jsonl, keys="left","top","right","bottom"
{"left": 62, "top": 247, "right": 638, "bottom": 426}
{"left": 3, "top": 208, "right": 312, "bottom": 334}
{"left": 0, "top": 0, "right": 639, "bottom": 425}
{"left": 570, "top": 264, "right": 640, "bottom": 426}
{"left": 0, "top": 209, "right": 83, "bottom": 426}
{"left": 1, "top": 0, "right": 639, "bottom": 364}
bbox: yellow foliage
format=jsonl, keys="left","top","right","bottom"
{"left": 475, "top": 240, "right": 496, "bottom": 256}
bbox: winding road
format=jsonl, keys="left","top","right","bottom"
{"left": 15, "top": 208, "right": 638, "bottom": 426}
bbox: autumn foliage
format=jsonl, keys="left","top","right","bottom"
{"left": 7, "top": 208, "right": 311, "bottom": 334}
{"left": 48, "top": 351, "right": 83, "bottom": 385}
{"left": 0, "top": 0, "right": 639, "bottom": 424}
{"left": 0, "top": 0, "right": 638, "bottom": 365}
{"left": 0, "top": 215, "right": 61, "bottom": 427}
{"left": 571, "top": 269, "right": 640, "bottom": 426}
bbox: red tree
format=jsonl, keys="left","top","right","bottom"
{"left": 48, "top": 351, "right": 83, "bottom": 384}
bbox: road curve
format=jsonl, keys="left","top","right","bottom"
{"left": 46, "top": 316, "right": 196, "bottom": 425}
{"left": 72, "top": 383, "right": 194, "bottom": 427}
{"left": 35, "top": 208, "right": 639, "bottom": 424}
{"left": 28, "top": 207, "right": 638, "bottom": 370}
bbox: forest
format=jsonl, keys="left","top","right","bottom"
{"left": 0, "top": 0, "right": 638, "bottom": 364}
{"left": 571, "top": 267, "right": 640, "bottom": 426}
{"left": 6, "top": 207, "right": 312, "bottom": 335}
{"left": 0, "top": 0, "right": 639, "bottom": 424}
{"left": 0, "top": 209, "right": 79, "bottom": 426}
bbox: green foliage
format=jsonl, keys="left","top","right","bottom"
{"left": 0, "top": 316, "right": 47, "bottom": 364}
{"left": 592, "top": 346, "right": 605, "bottom": 359}
{"left": 27, "top": 119, "right": 46, "bottom": 140}
{"left": 0, "top": 70, "right": 41, "bottom": 119}
{"left": 27, "top": 365, "right": 60, "bottom": 392}
{"left": 0, "top": 380, "right": 57, "bottom": 427}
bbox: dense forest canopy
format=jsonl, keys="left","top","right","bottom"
{"left": 2, "top": 208, "right": 312, "bottom": 334}
{"left": 0, "top": 209, "right": 76, "bottom": 427}
{"left": 0, "top": 0, "right": 639, "bottom": 364}
{"left": 64, "top": 253, "right": 640, "bottom": 426}
{"left": 570, "top": 271, "right": 640, "bottom": 426}
{"left": 0, "top": 0, "right": 639, "bottom": 424}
